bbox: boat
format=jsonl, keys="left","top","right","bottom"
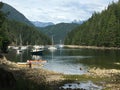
{"left": 48, "top": 46, "right": 57, "bottom": 50}
{"left": 17, "top": 62, "right": 27, "bottom": 65}
{"left": 17, "top": 60, "right": 47, "bottom": 68}
{"left": 11, "top": 46, "right": 19, "bottom": 50}
{"left": 48, "top": 36, "right": 57, "bottom": 50}
{"left": 31, "top": 45, "right": 44, "bottom": 55}
{"left": 58, "top": 40, "right": 64, "bottom": 48}
{"left": 31, "top": 49, "right": 43, "bottom": 55}
{"left": 27, "top": 60, "right": 47, "bottom": 64}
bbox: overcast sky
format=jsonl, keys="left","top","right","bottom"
{"left": 1, "top": 0, "right": 119, "bottom": 23}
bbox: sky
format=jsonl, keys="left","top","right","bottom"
{"left": 0, "top": 0, "right": 119, "bottom": 23}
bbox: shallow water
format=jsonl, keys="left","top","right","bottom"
{"left": 59, "top": 81, "right": 103, "bottom": 90}
{"left": 7, "top": 48, "right": 120, "bottom": 75}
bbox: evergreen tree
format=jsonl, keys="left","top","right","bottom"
{"left": 65, "top": 1, "right": 120, "bottom": 47}
{"left": 0, "top": 2, "right": 9, "bottom": 53}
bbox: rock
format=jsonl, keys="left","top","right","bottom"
{"left": 0, "top": 54, "right": 4, "bottom": 59}
{"left": 0, "top": 68, "right": 16, "bottom": 88}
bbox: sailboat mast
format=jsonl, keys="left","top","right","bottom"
{"left": 52, "top": 36, "right": 54, "bottom": 46}
{"left": 20, "top": 34, "right": 22, "bottom": 46}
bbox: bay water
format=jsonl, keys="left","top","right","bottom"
{"left": 7, "top": 48, "right": 120, "bottom": 75}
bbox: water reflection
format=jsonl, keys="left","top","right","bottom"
{"left": 43, "top": 49, "right": 88, "bottom": 75}
{"left": 20, "top": 53, "right": 23, "bottom": 62}
{"left": 6, "top": 48, "right": 120, "bottom": 74}
{"left": 32, "top": 55, "right": 42, "bottom": 60}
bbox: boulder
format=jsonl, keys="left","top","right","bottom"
{"left": 0, "top": 68, "right": 16, "bottom": 88}
{"left": 0, "top": 54, "right": 4, "bottom": 59}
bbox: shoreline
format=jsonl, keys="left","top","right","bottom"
{"left": 0, "top": 55, "right": 120, "bottom": 89}
{"left": 64, "top": 45, "right": 120, "bottom": 50}
{"left": 0, "top": 56, "right": 64, "bottom": 89}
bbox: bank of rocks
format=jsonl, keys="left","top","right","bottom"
{"left": 0, "top": 54, "right": 64, "bottom": 89}
{"left": 87, "top": 67, "right": 120, "bottom": 89}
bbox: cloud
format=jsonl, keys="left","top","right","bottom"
{"left": 1, "top": 0, "right": 119, "bottom": 23}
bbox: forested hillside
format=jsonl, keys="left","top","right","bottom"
{"left": 1, "top": 3, "right": 33, "bottom": 26}
{"left": 40, "top": 23, "right": 79, "bottom": 44}
{"left": 65, "top": 1, "right": 120, "bottom": 47}
{"left": 2, "top": 20, "right": 51, "bottom": 45}
{"left": 0, "top": 2, "right": 9, "bottom": 52}
{"left": 0, "top": 2, "right": 50, "bottom": 49}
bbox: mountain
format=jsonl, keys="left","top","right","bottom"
{"left": 0, "top": 2, "right": 50, "bottom": 45}
{"left": 31, "top": 21, "right": 54, "bottom": 27}
{"left": 39, "top": 23, "right": 79, "bottom": 44}
{"left": 2, "top": 20, "right": 51, "bottom": 45}
{"left": 71, "top": 20, "right": 84, "bottom": 24}
{"left": 65, "top": 1, "right": 120, "bottom": 47}
{"left": 1, "top": 3, "right": 33, "bottom": 26}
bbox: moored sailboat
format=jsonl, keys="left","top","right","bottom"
{"left": 48, "top": 36, "right": 57, "bottom": 50}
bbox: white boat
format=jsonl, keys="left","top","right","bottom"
{"left": 48, "top": 46, "right": 57, "bottom": 50}
{"left": 48, "top": 36, "right": 57, "bottom": 50}
{"left": 59, "top": 44, "right": 64, "bottom": 48}
{"left": 11, "top": 46, "right": 19, "bottom": 50}
{"left": 31, "top": 45, "right": 44, "bottom": 55}
{"left": 33, "top": 45, "right": 44, "bottom": 49}
{"left": 20, "top": 46, "right": 28, "bottom": 50}
{"left": 59, "top": 40, "right": 64, "bottom": 48}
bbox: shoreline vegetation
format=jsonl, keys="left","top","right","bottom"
{"left": 0, "top": 55, "right": 120, "bottom": 90}
{"left": 64, "top": 45, "right": 120, "bottom": 50}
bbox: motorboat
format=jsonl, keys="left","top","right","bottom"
{"left": 31, "top": 45, "right": 44, "bottom": 55}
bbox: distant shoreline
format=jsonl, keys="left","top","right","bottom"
{"left": 64, "top": 45, "right": 120, "bottom": 50}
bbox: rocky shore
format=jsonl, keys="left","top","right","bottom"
{"left": 0, "top": 55, "right": 64, "bottom": 90}
{"left": 87, "top": 67, "right": 120, "bottom": 89}
{"left": 0, "top": 54, "right": 120, "bottom": 90}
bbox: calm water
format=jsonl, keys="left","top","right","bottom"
{"left": 7, "top": 48, "right": 120, "bottom": 75}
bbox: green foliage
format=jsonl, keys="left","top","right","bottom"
{"left": 2, "top": 19, "right": 51, "bottom": 45}
{"left": 0, "top": 2, "right": 9, "bottom": 53}
{"left": 0, "top": 2, "right": 50, "bottom": 53}
{"left": 65, "top": 1, "right": 120, "bottom": 47}
{"left": 1, "top": 3, "right": 33, "bottom": 26}
{"left": 0, "top": 2, "right": 5, "bottom": 27}
{"left": 39, "top": 23, "right": 79, "bottom": 44}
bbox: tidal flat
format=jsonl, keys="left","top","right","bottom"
{"left": 0, "top": 56, "right": 120, "bottom": 90}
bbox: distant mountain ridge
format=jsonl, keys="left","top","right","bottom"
{"left": 32, "top": 20, "right": 83, "bottom": 27}
{"left": 1, "top": 2, "right": 82, "bottom": 45}
{"left": 39, "top": 23, "right": 79, "bottom": 44}
{"left": 1, "top": 3, "right": 33, "bottom": 26}
{"left": 72, "top": 20, "right": 84, "bottom": 24}
{"left": 31, "top": 21, "right": 54, "bottom": 27}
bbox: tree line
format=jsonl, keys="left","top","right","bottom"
{"left": 2, "top": 19, "right": 51, "bottom": 45}
{"left": 65, "top": 1, "right": 120, "bottom": 47}
{"left": 0, "top": 2, "right": 9, "bottom": 53}
{"left": 0, "top": 2, "right": 50, "bottom": 53}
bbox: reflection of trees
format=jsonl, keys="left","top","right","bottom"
{"left": 79, "top": 55, "right": 120, "bottom": 69}
{"left": 65, "top": 48, "right": 120, "bottom": 69}
{"left": 6, "top": 48, "right": 120, "bottom": 70}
